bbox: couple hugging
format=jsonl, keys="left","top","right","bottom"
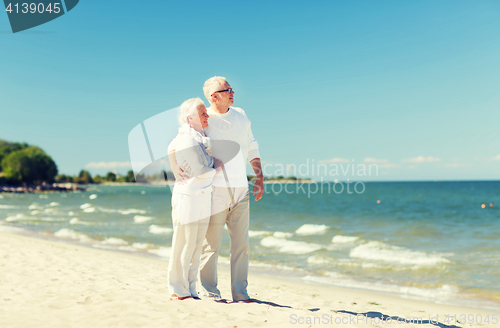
{"left": 167, "top": 76, "right": 264, "bottom": 303}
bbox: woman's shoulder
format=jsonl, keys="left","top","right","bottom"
{"left": 175, "top": 133, "right": 199, "bottom": 148}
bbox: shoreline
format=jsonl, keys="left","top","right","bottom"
{"left": 1, "top": 229, "right": 498, "bottom": 327}
{"left": 1, "top": 227, "right": 499, "bottom": 328}
{"left": 2, "top": 223, "right": 500, "bottom": 313}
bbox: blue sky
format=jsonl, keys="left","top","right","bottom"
{"left": 1, "top": 0, "right": 499, "bottom": 181}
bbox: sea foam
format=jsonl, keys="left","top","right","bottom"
{"left": 148, "top": 225, "right": 173, "bottom": 234}
{"left": 69, "top": 218, "right": 93, "bottom": 225}
{"left": 332, "top": 235, "right": 360, "bottom": 244}
{"left": 248, "top": 230, "right": 272, "bottom": 237}
{"left": 295, "top": 224, "right": 329, "bottom": 235}
{"left": 274, "top": 231, "right": 294, "bottom": 238}
{"left": 260, "top": 236, "right": 322, "bottom": 254}
{"left": 119, "top": 208, "right": 147, "bottom": 215}
{"left": 101, "top": 238, "right": 128, "bottom": 246}
{"left": 148, "top": 247, "right": 172, "bottom": 258}
{"left": 54, "top": 228, "right": 93, "bottom": 243}
{"left": 134, "top": 215, "right": 154, "bottom": 223}
{"left": 350, "top": 241, "right": 451, "bottom": 266}
{"left": 0, "top": 205, "right": 20, "bottom": 209}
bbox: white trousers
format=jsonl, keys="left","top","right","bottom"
{"left": 199, "top": 186, "right": 250, "bottom": 301}
{"left": 168, "top": 192, "right": 210, "bottom": 297}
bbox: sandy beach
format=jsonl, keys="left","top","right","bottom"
{"left": 0, "top": 231, "right": 497, "bottom": 328}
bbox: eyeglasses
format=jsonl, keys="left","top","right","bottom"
{"left": 213, "top": 88, "right": 233, "bottom": 95}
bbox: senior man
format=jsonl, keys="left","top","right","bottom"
{"left": 199, "top": 76, "right": 264, "bottom": 302}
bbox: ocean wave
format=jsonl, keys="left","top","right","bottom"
{"left": 134, "top": 215, "right": 154, "bottom": 223}
{"left": 295, "top": 224, "right": 329, "bottom": 235}
{"left": 148, "top": 247, "right": 172, "bottom": 258}
{"left": 69, "top": 218, "right": 93, "bottom": 225}
{"left": 132, "top": 242, "right": 151, "bottom": 249}
{"left": 248, "top": 230, "right": 272, "bottom": 237}
{"left": 0, "top": 205, "right": 20, "bottom": 209}
{"left": 307, "top": 255, "right": 332, "bottom": 265}
{"left": 5, "top": 214, "right": 29, "bottom": 221}
{"left": 80, "top": 203, "right": 92, "bottom": 209}
{"left": 83, "top": 207, "right": 96, "bottom": 213}
{"left": 96, "top": 207, "right": 118, "bottom": 213}
{"left": 274, "top": 231, "right": 294, "bottom": 238}
{"left": 36, "top": 217, "right": 66, "bottom": 222}
{"left": 148, "top": 225, "right": 173, "bottom": 234}
{"left": 48, "top": 202, "right": 60, "bottom": 207}
{"left": 54, "top": 228, "right": 94, "bottom": 243}
{"left": 30, "top": 210, "right": 41, "bottom": 215}
{"left": 260, "top": 236, "right": 323, "bottom": 254}
{"left": 101, "top": 238, "right": 128, "bottom": 246}
{"left": 119, "top": 208, "right": 147, "bottom": 215}
{"left": 331, "top": 235, "right": 360, "bottom": 244}
{"left": 350, "top": 241, "right": 451, "bottom": 266}
{"left": 89, "top": 194, "right": 98, "bottom": 199}
{"left": 28, "top": 203, "right": 43, "bottom": 210}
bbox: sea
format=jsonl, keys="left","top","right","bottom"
{"left": 1, "top": 181, "right": 499, "bottom": 311}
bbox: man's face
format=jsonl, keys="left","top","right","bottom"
{"left": 213, "top": 81, "right": 234, "bottom": 109}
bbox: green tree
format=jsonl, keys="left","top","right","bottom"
{"left": 105, "top": 172, "right": 117, "bottom": 182}
{"left": 1, "top": 146, "right": 58, "bottom": 185}
{"left": 125, "top": 170, "right": 136, "bottom": 182}
{"left": 77, "top": 170, "right": 94, "bottom": 184}
{"left": 93, "top": 175, "right": 102, "bottom": 184}
{"left": 0, "top": 140, "right": 29, "bottom": 169}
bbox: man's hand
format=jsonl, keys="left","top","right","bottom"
{"left": 252, "top": 176, "right": 264, "bottom": 201}
{"left": 214, "top": 158, "right": 224, "bottom": 174}
{"left": 168, "top": 150, "right": 189, "bottom": 185}
{"left": 250, "top": 158, "right": 264, "bottom": 201}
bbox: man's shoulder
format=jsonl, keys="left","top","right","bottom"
{"left": 230, "top": 107, "right": 251, "bottom": 123}
{"left": 231, "top": 106, "right": 247, "bottom": 116}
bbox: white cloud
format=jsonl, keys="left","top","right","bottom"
{"left": 363, "top": 157, "right": 388, "bottom": 163}
{"left": 401, "top": 156, "right": 441, "bottom": 163}
{"left": 318, "top": 158, "right": 351, "bottom": 164}
{"left": 378, "top": 163, "right": 400, "bottom": 168}
{"left": 85, "top": 161, "right": 133, "bottom": 169}
{"left": 443, "top": 163, "right": 472, "bottom": 168}
{"left": 492, "top": 155, "right": 500, "bottom": 161}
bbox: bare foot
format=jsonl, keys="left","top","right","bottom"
{"left": 170, "top": 294, "right": 193, "bottom": 301}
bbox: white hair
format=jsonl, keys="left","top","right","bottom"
{"left": 203, "top": 76, "right": 227, "bottom": 104}
{"left": 178, "top": 98, "right": 204, "bottom": 126}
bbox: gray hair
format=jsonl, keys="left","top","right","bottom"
{"left": 203, "top": 76, "right": 227, "bottom": 104}
{"left": 178, "top": 98, "right": 205, "bottom": 126}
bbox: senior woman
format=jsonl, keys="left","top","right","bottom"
{"left": 167, "top": 97, "right": 222, "bottom": 300}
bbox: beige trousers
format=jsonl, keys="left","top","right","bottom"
{"left": 168, "top": 192, "right": 210, "bottom": 298}
{"left": 199, "top": 186, "right": 250, "bottom": 301}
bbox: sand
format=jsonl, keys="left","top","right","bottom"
{"left": 0, "top": 231, "right": 497, "bottom": 328}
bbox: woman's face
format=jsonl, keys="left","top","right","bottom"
{"left": 190, "top": 104, "right": 209, "bottom": 130}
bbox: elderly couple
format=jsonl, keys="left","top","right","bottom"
{"left": 167, "top": 76, "right": 264, "bottom": 303}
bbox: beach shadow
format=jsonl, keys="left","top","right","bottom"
{"left": 336, "top": 310, "right": 461, "bottom": 328}
{"left": 236, "top": 298, "right": 292, "bottom": 309}
{"left": 246, "top": 299, "right": 322, "bottom": 312}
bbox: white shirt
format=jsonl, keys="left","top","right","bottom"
{"left": 205, "top": 106, "right": 260, "bottom": 188}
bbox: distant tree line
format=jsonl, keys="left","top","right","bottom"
{"left": 56, "top": 170, "right": 173, "bottom": 184}
{"left": 0, "top": 139, "right": 57, "bottom": 185}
